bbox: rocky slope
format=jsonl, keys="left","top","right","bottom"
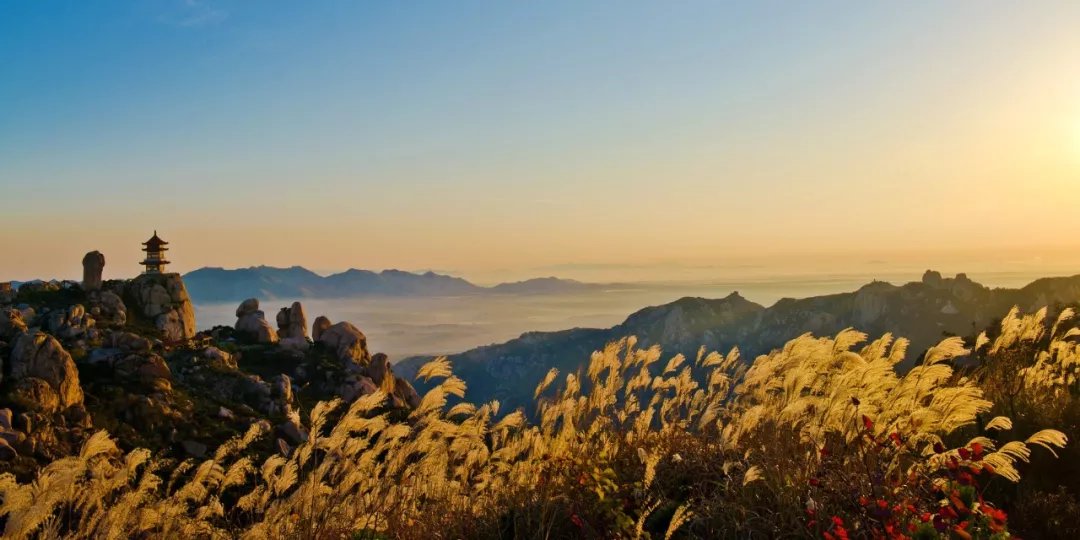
{"left": 0, "top": 253, "right": 417, "bottom": 479}
{"left": 396, "top": 271, "right": 1080, "bottom": 414}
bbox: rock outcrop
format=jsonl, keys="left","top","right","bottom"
{"left": 1, "top": 307, "right": 28, "bottom": 340}
{"left": 235, "top": 298, "right": 278, "bottom": 344}
{"left": 276, "top": 302, "right": 308, "bottom": 340}
{"left": 82, "top": 251, "right": 105, "bottom": 291}
{"left": 8, "top": 332, "right": 85, "bottom": 413}
{"left": 43, "top": 304, "right": 96, "bottom": 340}
{"left": 0, "top": 282, "right": 14, "bottom": 304}
{"left": 125, "top": 273, "right": 197, "bottom": 341}
{"left": 316, "top": 321, "right": 370, "bottom": 368}
{"left": 88, "top": 291, "right": 127, "bottom": 327}
{"left": 312, "top": 316, "right": 332, "bottom": 341}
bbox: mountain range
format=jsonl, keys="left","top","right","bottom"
{"left": 182, "top": 266, "right": 602, "bottom": 303}
{"left": 394, "top": 271, "right": 1080, "bottom": 414}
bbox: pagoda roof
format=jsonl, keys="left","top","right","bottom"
{"left": 142, "top": 230, "right": 169, "bottom": 248}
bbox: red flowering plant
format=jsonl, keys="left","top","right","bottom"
{"left": 802, "top": 402, "right": 1017, "bottom": 540}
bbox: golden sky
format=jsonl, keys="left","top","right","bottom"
{"left": 1, "top": 3, "right": 1079, "bottom": 282}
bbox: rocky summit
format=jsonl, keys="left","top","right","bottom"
{"left": 0, "top": 251, "right": 416, "bottom": 480}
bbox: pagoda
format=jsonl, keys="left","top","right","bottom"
{"left": 140, "top": 231, "right": 171, "bottom": 274}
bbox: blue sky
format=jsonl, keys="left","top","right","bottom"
{"left": 2, "top": 1, "right": 1079, "bottom": 281}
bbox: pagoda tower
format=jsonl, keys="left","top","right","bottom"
{"left": 140, "top": 231, "right": 171, "bottom": 274}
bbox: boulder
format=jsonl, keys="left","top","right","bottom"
{"left": 82, "top": 251, "right": 106, "bottom": 291}
{"left": 276, "top": 302, "right": 308, "bottom": 339}
{"left": 126, "top": 274, "right": 197, "bottom": 341}
{"left": 316, "top": 321, "right": 371, "bottom": 367}
{"left": 339, "top": 376, "right": 378, "bottom": 403}
{"left": 89, "top": 291, "right": 127, "bottom": 327}
{"left": 9, "top": 378, "right": 62, "bottom": 413}
{"left": 203, "top": 346, "right": 237, "bottom": 370}
{"left": 106, "top": 331, "right": 153, "bottom": 353}
{"left": 0, "top": 282, "right": 13, "bottom": 304}
{"left": 270, "top": 374, "right": 294, "bottom": 416}
{"left": 0, "top": 439, "right": 16, "bottom": 461}
{"left": 0, "top": 307, "right": 27, "bottom": 340}
{"left": 279, "top": 336, "right": 310, "bottom": 352}
{"left": 311, "top": 316, "right": 332, "bottom": 341}
{"left": 368, "top": 353, "right": 391, "bottom": 385}
{"left": 393, "top": 376, "right": 422, "bottom": 409}
{"left": 236, "top": 298, "right": 260, "bottom": 318}
{"left": 9, "top": 332, "right": 84, "bottom": 411}
{"left": 44, "top": 304, "right": 96, "bottom": 340}
{"left": 86, "top": 347, "right": 123, "bottom": 366}
{"left": 236, "top": 312, "right": 278, "bottom": 344}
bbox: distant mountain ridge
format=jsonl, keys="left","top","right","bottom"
{"left": 394, "top": 271, "right": 1080, "bottom": 414}
{"left": 182, "top": 265, "right": 603, "bottom": 303}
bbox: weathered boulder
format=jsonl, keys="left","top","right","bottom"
{"left": 9, "top": 332, "right": 84, "bottom": 412}
{"left": 368, "top": 352, "right": 391, "bottom": 386}
{"left": 105, "top": 331, "right": 153, "bottom": 353}
{"left": 0, "top": 439, "right": 16, "bottom": 461}
{"left": 126, "top": 274, "right": 197, "bottom": 341}
{"left": 279, "top": 336, "right": 310, "bottom": 352}
{"left": 393, "top": 376, "right": 421, "bottom": 409}
{"left": 312, "top": 316, "right": 332, "bottom": 341}
{"left": 82, "top": 251, "right": 105, "bottom": 291}
{"left": 89, "top": 290, "right": 127, "bottom": 327}
{"left": 270, "top": 374, "right": 294, "bottom": 415}
{"left": 276, "top": 302, "right": 308, "bottom": 339}
{"left": 44, "top": 304, "right": 96, "bottom": 340}
{"left": 316, "top": 321, "right": 370, "bottom": 367}
{"left": 0, "top": 307, "right": 28, "bottom": 340}
{"left": 235, "top": 299, "right": 279, "bottom": 344}
{"left": 203, "top": 346, "right": 237, "bottom": 370}
{"left": 116, "top": 354, "right": 172, "bottom": 387}
{"left": 236, "top": 298, "right": 260, "bottom": 318}
{"left": 338, "top": 376, "right": 378, "bottom": 403}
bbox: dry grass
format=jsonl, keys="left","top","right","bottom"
{"left": 0, "top": 308, "right": 1072, "bottom": 539}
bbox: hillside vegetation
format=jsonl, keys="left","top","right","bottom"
{"left": 0, "top": 307, "right": 1075, "bottom": 539}
{"left": 397, "top": 271, "right": 1080, "bottom": 414}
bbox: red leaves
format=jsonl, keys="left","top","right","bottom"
{"left": 970, "top": 442, "right": 984, "bottom": 458}
{"left": 933, "top": 442, "right": 946, "bottom": 454}
{"left": 862, "top": 415, "right": 874, "bottom": 431}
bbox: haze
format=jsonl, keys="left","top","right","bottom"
{"left": 2, "top": 1, "right": 1080, "bottom": 283}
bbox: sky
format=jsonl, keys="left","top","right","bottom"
{"left": 1, "top": 1, "right": 1079, "bottom": 283}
